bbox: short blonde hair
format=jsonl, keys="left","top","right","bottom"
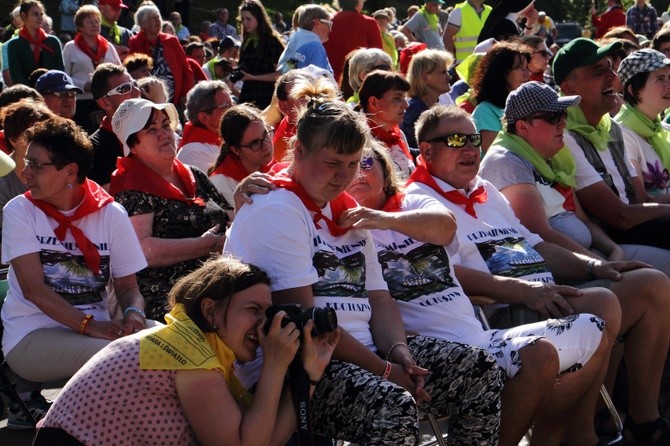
{"left": 407, "top": 49, "right": 453, "bottom": 98}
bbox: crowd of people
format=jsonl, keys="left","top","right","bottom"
{"left": 0, "top": 0, "right": 669, "bottom": 445}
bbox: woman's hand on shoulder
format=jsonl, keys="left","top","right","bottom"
{"left": 339, "top": 207, "right": 395, "bottom": 231}
{"left": 259, "top": 310, "right": 301, "bottom": 371}
{"left": 233, "top": 172, "right": 276, "bottom": 210}
{"left": 300, "top": 320, "right": 340, "bottom": 382}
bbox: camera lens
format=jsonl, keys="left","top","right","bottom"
{"left": 310, "top": 307, "right": 338, "bottom": 336}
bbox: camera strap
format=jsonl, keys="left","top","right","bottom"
{"left": 289, "top": 358, "right": 314, "bottom": 446}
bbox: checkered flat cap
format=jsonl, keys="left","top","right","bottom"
{"left": 618, "top": 49, "right": 670, "bottom": 86}
{"left": 505, "top": 81, "right": 581, "bottom": 123}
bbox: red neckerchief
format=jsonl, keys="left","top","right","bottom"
{"left": 100, "top": 115, "right": 113, "bottom": 133}
{"left": 133, "top": 30, "right": 159, "bottom": 53}
{"left": 272, "top": 116, "right": 296, "bottom": 145}
{"left": 407, "top": 158, "right": 487, "bottom": 218}
{"left": 271, "top": 175, "right": 357, "bottom": 237}
{"left": 554, "top": 183, "right": 576, "bottom": 213}
{"left": 381, "top": 192, "right": 405, "bottom": 213}
{"left": 369, "top": 122, "right": 413, "bottom": 161}
{"left": 109, "top": 156, "right": 205, "bottom": 206}
{"left": 0, "top": 131, "right": 9, "bottom": 155}
{"left": 178, "top": 122, "right": 222, "bottom": 150}
{"left": 18, "top": 26, "right": 54, "bottom": 64}
{"left": 210, "top": 154, "right": 275, "bottom": 181}
{"left": 74, "top": 33, "right": 109, "bottom": 67}
{"left": 25, "top": 179, "right": 113, "bottom": 275}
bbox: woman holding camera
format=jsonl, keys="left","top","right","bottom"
{"left": 109, "top": 98, "right": 233, "bottom": 321}
{"left": 35, "top": 256, "right": 340, "bottom": 445}
{"left": 224, "top": 90, "right": 504, "bottom": 445}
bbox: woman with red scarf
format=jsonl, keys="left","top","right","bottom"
{"left": 128, "top": 4, "right": 194, "bottom": 108}
{"left": 209, "top": 104, "right": 276, "bottom": 207}
{"left": 358, "top": 70, "right": 415, "bottom": 180}
{"left": 1, "top": 117, "right": 148, "bottom": 429}
{"left": 6, "top": 1, "right": 64, "bottom": 87}
{"left": 224, "top": 98, "right": 504, "bottom": 445}
{"left": 110, "top": 98, "right": 233, "bottom": 321}
{"left": 63, "top": 5, "right": 121, "bottom": 134}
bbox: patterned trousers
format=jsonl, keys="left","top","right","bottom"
{"left": 310, "top": 336, "right": 504, "bottom": 445}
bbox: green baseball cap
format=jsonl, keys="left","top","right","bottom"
{"left": 552, "top": 38, "right": 622, "bottom": 85}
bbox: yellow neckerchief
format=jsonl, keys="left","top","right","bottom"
{"left": 139, "top": 303, "right": 253, "bottom": 406}
{"left": 101, "top": 17, "right": 121, "bottom": 45}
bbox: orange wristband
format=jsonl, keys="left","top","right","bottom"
{"left": 79, "top": 314, "right": 94, "bottom": 334}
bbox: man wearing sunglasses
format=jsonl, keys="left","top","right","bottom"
{"left": 554, "top": 38, "right": 670, "bottom": 252}
{"left": 35, "top": 70, "right": 83, "bottom": 120}
{"left": 89, "top": 63, "right": 140, "bottom": 189}
{"left": 521, "top": 35, "right": 552, "bottom": 85}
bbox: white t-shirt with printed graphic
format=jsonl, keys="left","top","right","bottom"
{"left": 370, "top": 193, "right": 484, "bottom": 342}
{"left": 1, "top": 196, "right": 147, "bottom": 355}
{"left": 405, "top": 175, "right": 554, "bottom": 286}
{"left": 224, "top": 188, "right": 387, "bottom": 350}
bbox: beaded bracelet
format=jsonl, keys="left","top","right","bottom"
{"left": 123, "top": 306, "right": 146, "bottom": 319}
{"left": 385, "top": 341, "right": 409, "bottom": 361}
{"left": 382, "top": 361, "right": 392, "bottom": 380}
{"left": 79, "top": 314, "right": 94, "bottom": 334}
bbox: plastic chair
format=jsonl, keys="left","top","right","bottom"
{"left": 470, "top": 296, "right": 623, "bottom": 446}
{"left": 0, "top": 268, "right": 38, "bottom": 427}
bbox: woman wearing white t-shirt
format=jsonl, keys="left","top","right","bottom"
{"left": 615, "top": 49, "right": 670, "bottom": 196}
{"left": 224, "top": 96, "right": 503, "bottom": 445}
{"left": 1, "top": 117, "right": 148, "bottom": 429}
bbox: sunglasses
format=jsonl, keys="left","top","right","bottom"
{"left": 319, "top": 18, "right": 333, "bottom": 30}
{"left": 528, "top": 110, "right": 567, "bottom": 125}
{"left": 426, "top": 133, "right": 482, "bottom": 148}
{"left": 105, "top": 81, "right": 139, "bottom": 97}
{"left": 360, "top": 156, "right": 375, "bottom": 170}
{"left": 48, "top": 91, "right": 77, "bottom": 99}
{"left": 205, "top": 102, "right": 233, "bottom": 113}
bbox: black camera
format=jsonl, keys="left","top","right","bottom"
{"left": 264, "top": 304, "right": 338, "bottom": 337}
{"left": 229, "top": 69, "right": 244, "bottom": 83}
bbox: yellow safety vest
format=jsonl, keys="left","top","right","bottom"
{"left": 453, "top": 1, "right": 491, "bottom": 63}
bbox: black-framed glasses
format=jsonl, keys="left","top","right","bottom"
{"left": 426, "top": 132, "right": 482, "bottom": 148}
{"left": 238, "top": 128, "right": 273, "bottom": 151}
{"left": 105, "top": 81, "right": 139, "bottom": 97}
{"left": 23, "top": 158, "right": 59, "bottom": 171}
{"left": 534, "top": 50, "right": 551, "bottom": 58}
{"left": 360, "top": 156, "right": 375, "bottom": 170}
{"left": 528, "top": 110, "right": 567, "bottom": 125}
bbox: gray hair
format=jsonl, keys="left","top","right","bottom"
{"left": 297, "top": 5, "right": 330, "bottom": 31}
{"left": 185, "top": 80, "right": 230, "bottom": 126}
{"left": 348, "top": 48, "right": 393, "bottom": 94}
{"left": 134, "top": 4, "right": 161, "bottom": 29}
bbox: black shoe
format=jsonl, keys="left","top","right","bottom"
{"left": 622, "top": 417, "right": 670, "bottom": 445}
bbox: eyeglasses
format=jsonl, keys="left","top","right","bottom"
{"left": 23, "top": 158, "right": 59, "bottom": 171}
{"left": 360, "top": 156, "right": 375, "bottom": 170}
{"left": 533, "top": 50, "right": 551, "bottom": 58}
{"left": 205, "top": 102, "right": 233, "bottom": 113}
{"left": 105, "top": 81, "right": 139, "bottom": 97}
{"left": 426, "top": 133, "right": 482, "bottom": 148}
{"left": 47, "top": 91, "right": 77, "bottom": 99}
{"left": 319, "top": 18, "right": 333, "bottom": 30}
{"left": 372, "top": 64, "right": 392, "bottom": 71}
{"left": 238, "top": 128, "right": 273, "bottom": 151}
{"left": 528, "top": 110, "right": 567, "bottom": 125}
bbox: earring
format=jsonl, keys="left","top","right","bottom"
{"left": 66, "top": 183, "right": 73, "bottom": 190}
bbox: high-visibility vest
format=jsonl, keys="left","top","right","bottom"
{"left": 453, "top": 1, "right": 491, "bottom": 63}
